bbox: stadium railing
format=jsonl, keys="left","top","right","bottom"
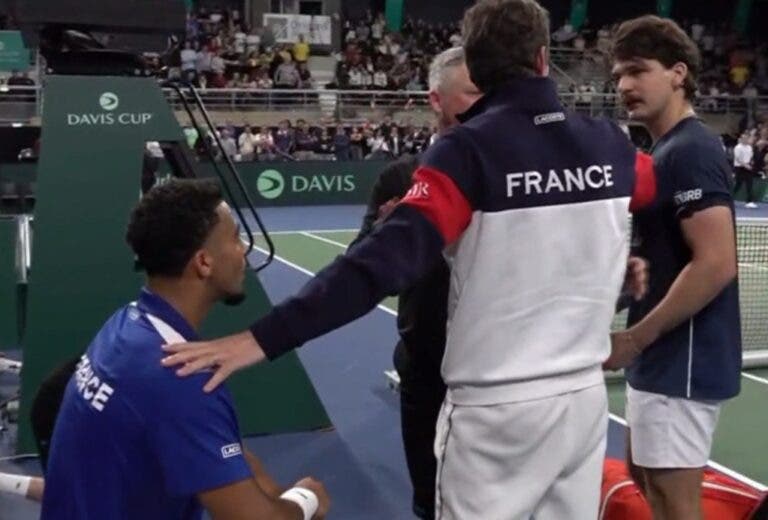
{"left": 0, "top": 84, "right": 765, "bottom": 123}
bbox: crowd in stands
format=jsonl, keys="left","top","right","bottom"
{"left": 156, "top": 6, "right": 314, "bottom": 90}
{"left": 2, "top": 4, "right": 768, "bottom": 99}
{"left": 331, "top": 12, "right": 462, "bottom": 91}
{"left": 183, "top": 113, "right": 768, "bottom": 169}
{"left": 182, "top": 117, "right": 438, "bottom": 162}
{"left": 552, "top": 18, "right": 768, "bottom": 98}
{"left": 330, "top": 12, "right": 768, "bottom": 102}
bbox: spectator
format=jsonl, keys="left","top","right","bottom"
{"left": 232, "top": 24, "right": 247, "bottom": 56}
{"left": 221, "top": 120, "right": 236, "bottom": 141}
{"left": 704, "top": 82, "right": 721, "bottom": 112}
{"left": 293, "top": 119, "right": 318, "bottom": 160}
{"left": 730, "top": 61, "right": 750, "bottom": 88}
{"left": 734, "top": 133, "right": 757, "bottom": 207}
{"left": 195, "top": 44, "right": 213, "bottom": 79}
{"left": 273, "top": 119, "right": 294, "bottom": 157}
{"left": 297, "top": 62, "right": 313, "bottom": 88}
{"left": 274, "top": 58, "right": 300, "bottom": 88}
{"left": 199, "top": 131, "right": 220, "bottom": 160}
{"left": 377, "top": 34, "right": 400, "bottom": 57}
{"left": 348, "top": 65, "right": 364, "bottom": 89}
{"left": 333, "top": 125, "right": 352, "bottom": 161}
{"left": 406, "top": 70, "right": 424, "bottom": 90}
{"left": 356, "top": 20, "right": 370, "bottom": 42}
{"left": 218, "top": 128, "right": 238, "bottom": 160}
{"left": 226, "top": 72, "right": 243, "bottom": 88}
{"left": 208, "top": 30, "right": 224, "bottom": 54}
{"left": 378, "top": 115, "right": 395, "bottom": 138}
{"left": 238, "top": 125, "right": 256, "bottom": 161}
{"left": 350, "top": 126, "right": 365, "bottom": 160}
{"left": 186, "top": 11, "right": 200, "bottom": 41}
{"left": 180, "top": 41, "right": 198, "bottom": 81}
{"left": 366, "top": 128, "right": 392, "bottom": 159}
{"left": 278, "top": 45, "right": 293, "bottom": 65}
{"left": 293, "top": 34, "right": 311, "bottom": 65}
{"left": 253, "top": 68, "right": 274, "bottom": 89}
{"left": 210, "top": 50, "right": 226, "bottom": 77}
{"left": 254, "top": 127, "right": 276, "bottom": 161}
{"left": 691, "top": 19, "right": 705, "bottom": 42}
{"left": 373, "top": 67, "right": 389, "bottom": 89}
{"left": 371, "top": 14, "right": 385, "bottom": 42}
{"left": 316, "top": 128, "right": 335, "bottom": 159}
{"left": 246, "top": 27, "right": 261, "bottom": 55}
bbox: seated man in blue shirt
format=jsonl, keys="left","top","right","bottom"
{"left": 41, "top": 179, "right": 329, "bottom": 520}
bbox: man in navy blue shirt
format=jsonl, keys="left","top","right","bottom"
{"left": 42, "top": 179, "right": 329, "bottom": 519}
{"left": 609, "top": 16, "right": 742, "bottom": 520}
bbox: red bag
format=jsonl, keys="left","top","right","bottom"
{"left": 600, "top": 458, "right": 765, "bottom": 520}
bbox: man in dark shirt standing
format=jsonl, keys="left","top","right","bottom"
{"left": 350, "top": 46, "right": 481, "bottom": 520}
{"left": 293, "top": 119, "right": 318, "bottom": 160}
{"left": 272, "top": 120, "right": 295, "bottom": 159}
{"left": 609, "top": 16, "right": 742, "bottom": 520}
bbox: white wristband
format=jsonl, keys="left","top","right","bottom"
{"left": 0, "top": 358, "right": 22, "bottom": 374}
{"left": 0, "top": 473, "right": 31, "bottom": 497}
{"left": 280, "top": 486, "right": 319, "bottom": 520}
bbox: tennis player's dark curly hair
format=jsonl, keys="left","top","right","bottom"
{"left": 126, "top": 179, "right": 223, "bottom": 277}
{"left": 612, "top": 15, "right": 701, "bottom": 100}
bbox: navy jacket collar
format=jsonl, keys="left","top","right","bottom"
{"left": 136, "top": 287, "right": 199, "bottom": 341}
{"left": 458, "top": 77, "right": 562, "bottom": 123}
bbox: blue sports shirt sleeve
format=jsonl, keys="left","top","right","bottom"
{"left": 668, "top": 139, "right": 732, "bottom": 218}
{"left": 149, "top": 377, "right": 252, "bottom": 496}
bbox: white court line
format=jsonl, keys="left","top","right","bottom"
{"left": 299, "top": 231, "right": 351, "bottom": 250}
{"left": 249, "top": 243, "right": 396, "bottom": 317}
{"left": 245, "top": 228, "right": 358, "bottom": 236}
{"left": 742, "top": 372, "right": 768, "bottom": 386}
{"left": 609, "top": 413, "right": 767, "bottom": 491}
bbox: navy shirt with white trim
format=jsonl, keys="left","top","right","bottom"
{"left": 41, "top": 289, "right": 252, "bottom": 519}
{"left": 626, "top": 117, "right": 742, "bottom": 401}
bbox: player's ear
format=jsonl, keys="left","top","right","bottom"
{"left": 670, "top": 62, "right": 688, "bottom": 90}
{"left": 428, "top": 90, "right": 442, "bottom": 115}
{"left": 191, "top": 249, "right": 214, "bottom": 279}
{"left": 535, "top": 46, "right": 549, "bottom": 76}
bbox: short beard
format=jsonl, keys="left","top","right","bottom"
{"left": 223, "top": 292, "right": 247, "bottom": 306}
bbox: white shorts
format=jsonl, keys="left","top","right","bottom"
{"left": 626, "top": 385, "right": 721, "bottom": 469}
{"left": 434, "top": 384, "right": 608, "bottom": 519}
